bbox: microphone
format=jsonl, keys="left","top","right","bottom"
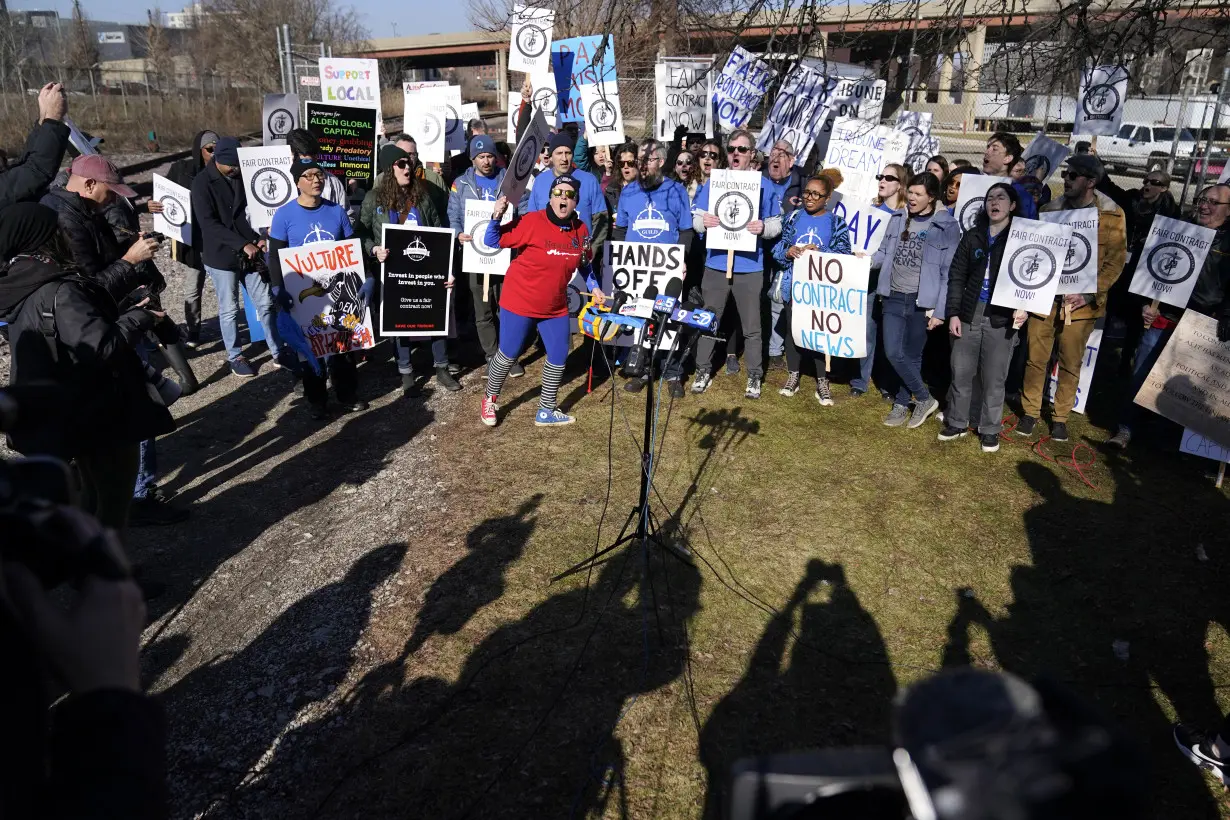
{"left": 609, "top": 290, "right": 630, "bottom": 314}
{"left": 652, "top": 278, "right": 683, "bottom": 316}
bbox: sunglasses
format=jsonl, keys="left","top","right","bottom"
{"left": 676, "top": 159, "right": 694, "bottom": 166}
{"left": 801, "top": 190, "right": 829, "bottom": 199}
{"left": 551, "top": 188, "right": 578, "bottom": 200}
{"left": 619, "top": 159, "right": 637, "bottom": 168}
{"left": 1143, "top": 179, "right": 1167, "bottom": 187}
{"left": 727, "top": 145, "right": 751, "bottom": 154}
{"left": 875, "top": 174, "right": 899, "bottom": 183}
{"left": 700, "top": 150, "right": 720, "bottom": 159}
{"left": 1061, "top": 170, "right": 1090, "bottom": 180}
{"left": 393, "top": 159, "right": 412, "bottom": 169}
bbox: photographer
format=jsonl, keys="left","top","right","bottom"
{"left": 0, "top": 82, "right": 70, "bottom": 210}
{"left": 0, "top": 506, "right": 167, "bottom": 819}
{"left": 0, "top": 203, "right": 175, "bottom": 530}
{"left": 42, "top": 156, "right": 189, "bottom": 527}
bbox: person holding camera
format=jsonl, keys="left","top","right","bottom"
{"left": 0, "top": 82, "right": 70, "bottom": 211}
{"left": 190, "top": 136, "right": 283, "bottom": 378}
{"left": 0, "top": 203, "right": 176, "bottom": 530}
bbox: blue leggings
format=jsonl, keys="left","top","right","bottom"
{"left": 498, "top": 308, "right": 571, "bottom": 366}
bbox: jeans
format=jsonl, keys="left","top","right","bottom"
{"left": 395, "top": 338, "right": 449, "bottom": 375}
{"left": 133, "top": 439, "right": 157, "bottom": 499}
{"left": 77, "top": 443, "right": 140, "bottom": 531}
{"left": 205, "top": 265, "right": 281, "bottom": 362}
{"left": 767, "top": 285, "right": 785, "bottom": 357}
{"left": 1021, "top": 311, "right": 1096, "bottom": 424}
{"left": 695, "top": 268, "right": 765, "bottom": 377}
{"left": 851, "top": 296, "right": 880, "bottom": 393}
{"left": 468, "top": 271, "right": 501, "bottom": 358}
{"left": 1117, "top": 325, "right": 1170, "bottom": 433}
{"left": 881, "top": 291, "right": 931, "bottom": 405}
{"left": 946, "top": 302, "right": 1019, "bottom": 434}
{"left": 182, "top": 263, "right": 207, "bottom": 336}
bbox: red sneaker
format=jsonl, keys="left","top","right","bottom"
{"left": 480, "top": 395, "right": 499, "bottom": 427}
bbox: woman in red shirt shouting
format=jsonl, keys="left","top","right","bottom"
{"left": 481, "top": 174, "right": 600, "bottom": 428}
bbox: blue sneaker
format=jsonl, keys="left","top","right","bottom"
{"left": 534, "top": 408, "right": 575, "bottom": 427}
{"left": 229, "top": 356, "right": 256, "bottom": 378}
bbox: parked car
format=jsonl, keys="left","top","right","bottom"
{"left": 1097, "top": 122, "right": 1225, "bottom": 177}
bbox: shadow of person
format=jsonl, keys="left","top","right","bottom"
{"left": 699, "top": 559, "right": 897, "bottom": 819}
{"left": 402, "top": 493, "right": 543, "bottom": 657}
{"left": 150, "top": 541, "right": 406, "bottom": 819}
{"left": 264, "top": 536, "right": 703, "bottom": 819}
{"left": 941, "top": 460, "right": 1227, "bottom": 817}
{"left": 134, "top": 394, "right": 434, "bottom": 625}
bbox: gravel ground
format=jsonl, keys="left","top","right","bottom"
{"left": 1, "top": 209, "right": 471, "bottom": 818}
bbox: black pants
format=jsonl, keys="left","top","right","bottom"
{"left": 304, "top": 352, "right": 359, "bottom": 406}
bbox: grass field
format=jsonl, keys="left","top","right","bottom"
{"left": 291, "top": 336, "right": 1230, "bottom": 819}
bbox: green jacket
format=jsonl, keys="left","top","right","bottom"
{"left": 358, "top": 179, "right": 443, "bottom": 261}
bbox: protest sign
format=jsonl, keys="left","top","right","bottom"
{"left": 500, "top": 108, "right": 549, "bottom": 204}
{"left": 460, "top": 102, "right": 480, "bottom": 129}
{"left": 655, "top": 58, "right": 714, "bottom": 140}
{"left": 462, "top": 199, "right": 512, "bottom": 276}
{"left": 989, "top": 218, "right": 1073, "bottom": 312}
{"left": 1040, "top": 210, "right": 1099, "bottom": 294}
{"left": 713, "top": 46, "right": 776, "bottom": 131}
{"left": 791, "top": 251, "right": 870, "bottom": 358}
{"left": 1220, "top": 165, "right": 1230, "bottom": 185}
{"left": 263, "top": 93, "right": 299, "bottom": 146}
{"left": 507, "top": 74, "right": 559, "bottom": 141}
{"left": 1127, "top": 215, "right": 1215, "bottom": 308}
{"left": 379, "top": 225, "right": 455, "bottom": 337}
{"left": 510, "top": 4, "right": 554, "bottom": 73}
{"left": 152, "top": 173, "right": 191, "bottom": 245}
{"left": 812, "top": 76, "right": 886, "bottom": 158}
{"left": 318, "top": 58, "right": 379, "bottom": 107}
{"left": 236, "top": 146, "right": 293, "bottom": 230}
{"left": 830, "top": 195, "right": 890, "bottom": 255}
{"left": 756, "top": 61, "right": 837, "bottom": 162}
{"left": 403, "top": 80, "right": 447, "bottom": 93}
{"left": 706, "top": 169, "right": 761, "bottom": 253}
{"left": 1022, "top": 133, "right": 1070, "bottom": 183}
{"left": 602, "top": 241, "right": 687, "bottom": 348}
{"left": 824, "top": 117, "right": 909, "bottom": 203}
{"left": 580, "top": 81, "right": 624, "bottom": 146}
{"left": 1074, "top": 65, "right": 1129, "bottom": 137}
{"left": 1046, "top": 321, "right": 1102, "bottom": 414}
{"left": 305, "top": 103, "right": 377, "bottom": 186}
{"left": 277, "top": 238, "right": 375, "bottom": 359}
{"left": 404, "top": 85, "right": 463, "bottom": 162}
{"left": 1181, "top": 428, "right": 1230, "bottom": 464}
{"left": 895, "top": 110, "right": 936, "bottom": 173}
{"left": 551, "top": 35, "right": 617, "bottom": 122}
{"left": 1134, "top": 310, "right": 1230, "bottom": 446}
{"left": 954, "top": 173, "right": 1012, "bottom": 231}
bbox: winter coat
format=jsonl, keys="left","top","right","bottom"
{"left": 39, "top": 186, "right": 146, "bottom": 303}
{"left": 871, "top": 206, "right": 962, "bottom": 311}
{"left": 357, "top": 185, "right": 442, "bottom": 261}
{"left": 1173, "top": 224, "right": 1230, "bottom": 324}
{"left": 769, "top": 209, "right": 852, "bottom": 302}
{"left": 945, "top": 222, "right": 1018, "bottom": 328}
{"left": 190, "top": 162, "right": 259, "bottom": 271}
{"left": 0, "top": 257, "right": 174, "bottom": 459}
{"left": 0, "top": 119, "right": 69, "bottom": 211}
{"left": 166, "top": 130, "right": 213, "bottom": 269}
{"left": 1035, "top": 191, "right": 1127, "bottom": 321}
{"left": 446, "top": 166, "right": 507, "bottom": 230}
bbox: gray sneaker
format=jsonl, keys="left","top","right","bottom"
{"left": 1107, "top": 426, "right": 1131, "bottom": 449}
{"left": 908, "top": 396, "right": 940, "bottom": 429}
{"left": 883, "top": 404, "right": 910, "bottom": 427}
{"left": 691, "top": 370, "right": 713, "bottom": 394}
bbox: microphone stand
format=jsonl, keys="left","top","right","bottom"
{"left": 552, "top": 313, "right": 694, "bottom": 585}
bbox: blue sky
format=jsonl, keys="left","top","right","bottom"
{"left": 9, "top": 0, "right": 471, "bottom": 34}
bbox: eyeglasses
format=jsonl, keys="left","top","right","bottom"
{"left": 643, "top": 156, "right": 664, "bottom": 164}
{"left": 299, "top": 172, "right": 325, "bottom": 181}
{"left": 1143, "top": 179, "right": 1168, "bottom": 187}
{"left": 393, "top": 159, "right": 411, "bottom": 169}
{"left": 1197, "top": 196, "right": 1230, "bottom": 207}
{"left": 727, "top": 145, "right": 751, "bottom": 154}
{"left": 801, "top": 190, "right": 829, "bottom": 199}
{"left": 700, "top": 150, "right": 720, "bottom": 159}
{"left": 619, "top": 159, "right": 637, "bottom": 168}
{"left": 876, "top": 174, "right": 899, "bottom": 183}
{"left": 1060, "top": 171, "right": 1089, "bottom": 180}
{"left": 551, "top": 188, "right": 578, "bottom": 200}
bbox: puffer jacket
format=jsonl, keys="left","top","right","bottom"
{"left": 0, "top": 118, "right": 69, "bottom": 211}
{"left": 1035, "top": 190, "right": 1127, "bottom": 321}
{"left": 166, "top": 130, "right": 213, "bottom": 268}
{"left": 39, "top": 186, "right": 147, "bottom": 303}
{"left": 871, "top": 206, "right": 962, "bottom": 311}
{"left": 446, "top": 166, "right": 507, "bottom": 230}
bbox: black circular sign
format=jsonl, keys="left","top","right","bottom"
{"left": 1024, "top": 154, "right": 1051, "bottom": 180}
{"left": 420, "top": 112, "right": 442, "bottom": 146}
{"left": 907, "top": 151, "right": 930, "bottom": 174}
{"left": 1146, "top": 242, "right": 1197, "bottom": 285}
{"left": 516, "top": 24, "right": 547, "bottom": 58}
{"left": 158, "top": 194, "right": 188, "bottom": 227}
{"left": 267, "top": 108, "right": 293, "bottom": 139}
{"left": 1082, "top": 83, "right": 1119, "bottom": 117}
{"left": 444, "top": 103, "right": 462, "bottom": 137}
{"left": 468, "top": 219, "right": 502, "bottom": 257}
{"left": 513, "top": 133, "right": 541, "bottom": 181}
{"left": 589, "top": 97, "right": 618, "bottom": 130}
{"left": 1007, "top": 245, "right": 1058, "bottom": 290}
{"left": 531, "top": 86, "right": 558, "bottom": 115}
{"left": 959, "top": 197, "right": 984, "bottom": 230}
{"left": 1063, "top": 232, "right": 1091, "bottom": 275}
{"left": 251, "top": 168, "right": 291, "bottom": 208}
{"left": 715, "top": 191, "right": 753, "bottom": 231}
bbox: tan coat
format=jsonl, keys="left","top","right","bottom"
{"left": 1034, "top": 190, "right": 1127, "bottom": 321}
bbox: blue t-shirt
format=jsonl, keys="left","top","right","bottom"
{"left": 269, "top": 198, "right": 353, "bottom": 247}
{"left": 788, "top": 211, "right": 838, "bottom": 252}
{"left": 762, "top": 174, "right": 791, "bottom": 214}
{"left": 695, "top": 179, "right": 781, "bottom": 273}
{"left": 615, "top": 179, "right": 693, "bottom": 245}
{"left": 525, "top": 167, "right": 607, "bottom": 231}
{"left": 382, "top": 206, "right": 422, "bottom": 226}
{"left": 473, "top": 173, "right": 501, "bottom": 201}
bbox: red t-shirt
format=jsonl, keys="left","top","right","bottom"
{"left": 496, "top": 210, "right": 590, "bottom": 319}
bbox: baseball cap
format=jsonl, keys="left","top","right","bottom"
{"left": 69, "top": 155, "right": 137, "bottom": 199}
{"left": 469, "top": 134, "right": 496, "bottom": 160}
{"left": 1064, "top": 154, "right": 1104, "bottom": 182}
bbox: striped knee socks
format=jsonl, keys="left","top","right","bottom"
{"left": 539, "top": 362, "right": 565, "bottom": 412}
{"left": 486, "top": 350, "right": 514, "bottom": 399}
